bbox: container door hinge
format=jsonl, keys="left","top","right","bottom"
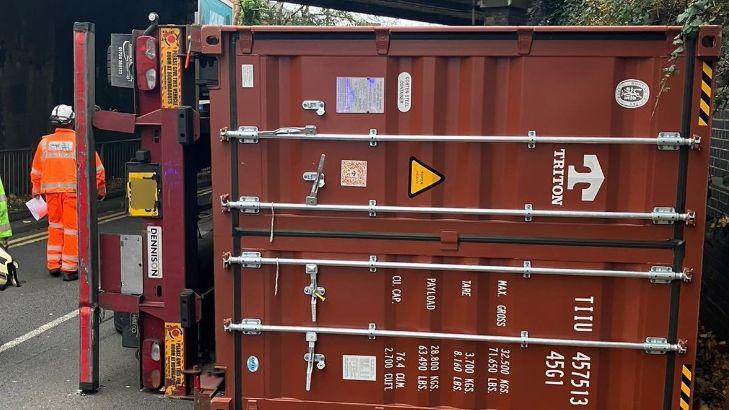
{"left": 656, "top": 132, "right": 700, "bottom": 150}
{"left": 304, "top": 264, "right": 325, "bottom": 322}
{"left": 651, "top": 207, "right": 679, "bottom": 224}
{"left": 221, "top": 195, "right": 260, "bottom": 214}
{"left": 649, "top": 266, "right": 674, "bottom": 284}
{"left": 306, "top": 154, "right": 326, "bottom": 205}
{"left": 374, "top": 28, "right": 390, "bottom": 55}
{"left": 644, "top": 337, "right": 681, "bottom": 354}
{"left": 223, "top": 252, "right": 262, "bottom": 269}
{"left": 224, "top": 318, "right": 261, "bottom": 335}
{"left": 304, "top": 332, "right": 326, "bottom": 391}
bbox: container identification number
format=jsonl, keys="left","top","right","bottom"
{"left": 544, "top": 350, "right": 592, "bottom": 406}
{"left": 573, "top": 296, "right": 595, "bottom": 333}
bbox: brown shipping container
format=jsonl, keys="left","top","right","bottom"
{"left": 204, "top": 26, "right": 722, "bottom": 409}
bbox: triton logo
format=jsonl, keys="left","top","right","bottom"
{"left": 552, "top": 151, "right": 604, "bottom": 205}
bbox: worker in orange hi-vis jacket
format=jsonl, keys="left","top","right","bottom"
{"left": 30, "top": 104, "right": 106, "bottom": 281}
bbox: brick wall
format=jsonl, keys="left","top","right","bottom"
{"left": 701, "top": 110, "right": 729, "bottom": 337}
{"left": 708, "top": 110, "right": 729, "bottom": 218}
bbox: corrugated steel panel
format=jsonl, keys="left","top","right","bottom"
{"left": 206, "top": 26, "right": 722, "bottom": 409}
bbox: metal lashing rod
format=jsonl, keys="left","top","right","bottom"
{"left": 223, "top": 253, "right": 691, "bottom": 283}
{"left": 224, "top": 319, "right": 686, "bottom": 355}
{"left": 220, "top": 126, "right": 701, "bottom": 150}
{"left": 221, "top": 196, "right": 696, "bottom": 225}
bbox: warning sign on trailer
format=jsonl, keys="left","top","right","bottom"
{"left": 408, "top": 157, "right": 445, "bottom": 197}
{"left": 164, "top": 322, "right": 185, "bottom": 395}
{"left": 160, "top": 27, "right": 182, "bottom": 108}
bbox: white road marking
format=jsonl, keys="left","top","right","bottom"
{"left": 8, "top": 211, "right": 127, "bottom": 247}
{"left": 0, "top": 310, "right": 79, "bottom": 354}
{"left": 8, "top": 189, "right": 212, "bottom": 247}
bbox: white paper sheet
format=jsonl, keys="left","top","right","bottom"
{"left": 26, "top": 196, "right": 48, "bottom": 221}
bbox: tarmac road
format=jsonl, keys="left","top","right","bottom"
{"left": 0, "top": 209, "right": 191, "bottom": 409}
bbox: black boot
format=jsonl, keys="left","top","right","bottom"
{"left": 49, "top": 268, "right": 61, "bottom": 277}
{"left": 62, "top": 271, "right": 78, "bottom": 281}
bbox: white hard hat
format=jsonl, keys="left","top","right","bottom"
{"left": 50, "top": 104, "right": 75, "bottom": 124}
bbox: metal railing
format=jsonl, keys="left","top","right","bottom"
{"left": 0, "top": 139, "right": 140, "bottom": 196}
{"left": 0, "top": 148, "right": 32, "bottom": 196}
{"left": 98, "top": 139, "right": 140, "bottom": 181}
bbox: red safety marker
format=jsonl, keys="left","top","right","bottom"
{"left": 73, "top": 21, "right": 100, "bottom": 393}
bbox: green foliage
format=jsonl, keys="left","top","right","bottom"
{"left": 529, "top": 0, "right": 728, "bottom": 107}
{"left": 236, "top": 1, "right": 367, "bottom": 26}
{"left": 237, "top": 0, "right": 269, "bottom": 25}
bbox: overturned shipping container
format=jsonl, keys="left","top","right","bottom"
{"left": 204, "top": 25, "right": 722, "bottom": 409}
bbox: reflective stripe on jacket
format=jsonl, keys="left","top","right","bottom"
{"left": 30, "top": 128, "right": 107, "bottom": 196}
{"left": 0, "top": 177, "right": 12, "bottom": 238}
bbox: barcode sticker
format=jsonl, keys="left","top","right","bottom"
{"left": 241, "top": 64, "right": 254, "bottom": 88}
{"left": 340, "top": 160, "right": 368, "bottom": 187}
{"left": 342, "top": 355, "right": 376, "bottom": 381}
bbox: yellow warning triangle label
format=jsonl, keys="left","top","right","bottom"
{"left": 409, "top": 157, "right": 445, "bottom": 198}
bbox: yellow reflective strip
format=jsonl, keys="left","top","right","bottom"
{"left": 681, "top": 382, "right": 691, "bottom": 396}
{"left": 700, "top": 99, "right": 710, "bottom": 114}
{"left": 682, "top": 366, "right": 692, "bottom": 380}
{"left": 702, "top": 82, "right": 712, "bottom": 97}
{"left": 703, "top": 63, "right": 713, "bottom": 78}
{"left": 63, "top": 229, "right": 78, "bottom": 236}
{"left": 699, "top": 118, "right": 708, "bottom": 126}
{"left": 680, "top": 398, "right": 690, "bottom": 410}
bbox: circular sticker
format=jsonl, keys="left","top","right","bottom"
{"left": 615, "top": 79, "right": 650, "bottom": 109}
{"left": 246, "top": 356, "right": 260, "bottom": 373}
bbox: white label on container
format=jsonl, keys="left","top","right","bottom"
{"left": 241, "top": 64, "right": 254, "bottom": 88}
{"left": 340, "top": 160, "right": 368, "bottom": 187}
{"left": 615, "top": 79, "right": 649, "bottom": 108}
{"left": 336, "top": 77, "right": 384, "bottom": 114}
{"left": 397, "top": 72, "right": 412, "bottom": 112}
{"left": 343, "top": 355, "right": 377, "bottom": 381}
{"left": 147, "top": 226, "right": 163, "bottom": 278}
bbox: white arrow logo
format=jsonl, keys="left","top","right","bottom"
{"left": 567, "top": 155, "right": 604, "bottom": 202}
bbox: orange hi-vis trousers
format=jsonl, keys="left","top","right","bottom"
{"left": 46, "top": 193, "right": 78, "bottom": 272}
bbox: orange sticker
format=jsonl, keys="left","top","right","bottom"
{"left": 408, "top": 157, "right": 445, "bottom": 198}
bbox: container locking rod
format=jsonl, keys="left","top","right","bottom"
{"left": 226, "top": 320, "right": 686, "bottom": 355}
